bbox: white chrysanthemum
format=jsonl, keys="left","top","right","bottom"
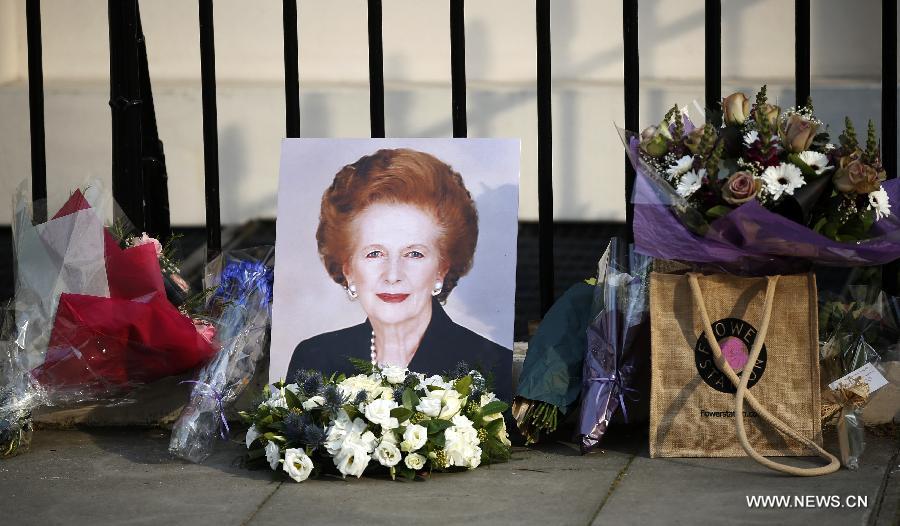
{"left": 868, "top": 188, "right": 891, "bottom": 221}
{"left": 797, "top": 151, "right": 831, "bottom": 175}
{"left": 761, "top": 163, "right": 805, "bottom": 201}
{"left": 675, "top": 169, "right": 705, "bottom": 198}
{"left": 743, "top": 130, "right": 759, "bottom": 145}
{"left": 666, "top": 155, "right": 694, "bottom": 179}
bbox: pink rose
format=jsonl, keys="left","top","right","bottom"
{"left": 721, "top": 171, "right": 761, "bottom": 205}
{"left": 131, "top": 232, "right": 163, "bottom": 257}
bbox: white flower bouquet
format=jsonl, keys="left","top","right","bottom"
{"left": 240, "top": 363, "right": 511, "bottom": 482}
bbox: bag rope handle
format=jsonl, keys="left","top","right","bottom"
{"left": 687, "top": 273, "right": 839, "bottom": 476}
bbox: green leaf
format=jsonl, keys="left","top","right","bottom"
{"left": 402, "top": 388, "right": 420, "bottom": 411}
{"left": 283, "top": 388, "right": 303, "bottom": 410}
{"left": 704, "top": 205, "right": 732, "bottom": 220}
{"left": 786, "top": 154, "right": 819, "bottom": 178}
{"left": 479, "top": 401, "right": 508, "bottom": 416}
{"left": 390, "top": 407, "right": 413, "bottom": 422}
{"left": 485, "top": 418, "right": 504, "bottom": 436}
{"left": 425, "top": 419, "right": 454, "bottom": 435}
{"left": 454, "top": 376, "right": 472, "bottom": 396}
{"left": 247, "top": 447, "right": 267, "bottom": 460}
{"left": 397, "top": 466, "right": 416, "bottom": 481}
{"left": 430, "top": 433, "right": 446, "bottom": 448}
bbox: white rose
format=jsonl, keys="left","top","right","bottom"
{"left": 334, "top": 442, "right": 371, "bottom": 478}
{"left": 400, "top": 424, "right": 428, "bottom": 452}
{"left": 245, "top": 425, "right": 260, "bottom": 448}
{"left": 282, "top": 448, "right": 314, "bottom": 482}
{"left": 338, "top": 374, "right": 380, "bottom": 401}
{"left": 373, "top": 441, "right": 402, "bottom": 467}
{"left": 416, "top": 397, "right": 442, "bottom": 418}
{"left": 381, "top": 366, "right": 408, "bottom": 384}
{"left": 265, "top": 440, "right": 281, "bottom": 470}
{"left": 426, "top": 389, "right": 462, "bottom": 419}
{"left": 404, "top": 452, "right": 426, "bottom": 471}
{"left": 364, "top": 399, "right": 399, "bottom": 429}
{"left": 301, "top": 395, "right": 325, "bottom": 411}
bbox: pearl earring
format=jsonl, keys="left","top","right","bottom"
{"left": 346, "top": 283, "right": 358, "bottom": 300}
{"left": 432, "top": 281, "right": 443, "bottom": 296}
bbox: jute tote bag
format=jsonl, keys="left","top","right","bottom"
{"left": 649, "top": 272, "right": 839, "bottom": 476}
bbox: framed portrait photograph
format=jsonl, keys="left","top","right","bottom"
{"left": 270, "top": 139, "right": 520, "bottom": 402}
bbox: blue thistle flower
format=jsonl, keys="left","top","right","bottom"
{"left": 321, "top": 385, "right": 346, "bottom": 415}
{"left": 352, "top": 390, "right": 368, "bottom": 406}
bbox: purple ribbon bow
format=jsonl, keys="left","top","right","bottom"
{"left": 180, "top": 380, "right": 230, "bottom": 440}
{"left": 590, "top": 372, "right": 640, "bottom": 423}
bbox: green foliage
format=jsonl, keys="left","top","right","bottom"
{"left": 479, "top": 400, "right": 508, "bottom": 416}
{"left": 840, "top": 116, "right": 859, "bottom": 150}
{"left": 755, "top": 84, "right": 768, "bottom": 107}
{"left": 705, "top": 205, "right": 732, "bottom": 220}
{"left": 454, "top": 375, "right": 472, "bottom": 396}
{"left": 348, "top": 357, "right": 374, "bottom": 375}
{"left": 401, "top": 388, "right": 420, "bottom": 411}
{"left": 865, "top": 119, "right": 879, "bottom": 163}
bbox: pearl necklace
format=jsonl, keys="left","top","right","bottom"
{"left": 370, "top": 330, "right": 377, "bottom": 365}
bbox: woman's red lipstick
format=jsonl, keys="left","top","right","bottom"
{"left": 377, "top": 293, "right": 409, "bottom": 303}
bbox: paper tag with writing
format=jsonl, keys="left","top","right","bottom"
{"left": 828, "top": 362, "right": 889, "bottom": 393}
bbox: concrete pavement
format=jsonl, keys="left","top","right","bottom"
{"left": 0, "top": 426, "right": 896, "bottom": 526}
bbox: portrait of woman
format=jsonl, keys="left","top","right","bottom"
{"left": 279, "top": 146, "right": 515, "bottom": 402}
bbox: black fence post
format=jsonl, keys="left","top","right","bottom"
{"left": 25, "top": 0, "right": 47, "bottom": 224}
{"left": 705, "top": 0, "right": 721, "bottom": 126}
{"left": 883, "top": 0, "right": 898, "bottom": 296}
{"left": 136, "top": 4, "right": 171, "bottom": 243}
{"left": 795, "top": 0, "right": 810, "bottom": 108}
{"left": 199, "top": 0, "right": 221, "bottom": 261}
{"left": 108, "top": 0, "right": 146, "bottom": 232}
{"left": 450, "top": 0, "right": 467, "bottom": 138}
{"left": 283, "top": 0, "right": 301, "bottom": 139}
{"left": 536, "top": 0, "right": 554, "bottom": 316}
{"left": 367, "top": 0, "right": 386, "bottom": 138}
{"left": 623, "top": 0, "right": 639, "bottom": 248}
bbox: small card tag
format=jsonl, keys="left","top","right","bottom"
{"left": 828, "top": 362, "right": 889, "bottom": 393}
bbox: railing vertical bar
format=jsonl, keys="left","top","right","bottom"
{"left": 25, "top": 0, "right": 47, "bottom": 223}
{"left": 199, "top": 0, "right": 221, "bottom": 261}
{"left": 536, "top": 0, "right": 554, "bottom": 315}
{"left": 623, "top": 0, "right": 639, "bottom": 248}
{"left": 367, "top": 0, "right": 386, "bottom": 138}
{"left": 135, "top": 4, "right": 171, "bottom": 242}
{"left": 108, "top": 0, "right": 145, "bottom": 232}
{"left": 883, "top": 0, "right": 898, "bottom": 296}
{"left": 794, "top": 0, "right": 810, "bottom": 107}
{"left": 283, "top": 0, "right": 301, "bottom": 138}
{"left": 450, "top": 0, "right": 467, "bottom": 138}
{"left": 704, "top": 0, "right": 721, "bottom": 126}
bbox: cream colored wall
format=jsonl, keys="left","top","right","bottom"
{"left": 0, "top": 0, "right": 895, "bottom": 224}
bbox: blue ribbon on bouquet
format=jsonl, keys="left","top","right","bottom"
{"left": 180, "top": 381, "right": 230, "bottom": 440}
{"left": 589, "top": 372, "right": 640, "bottom": 423}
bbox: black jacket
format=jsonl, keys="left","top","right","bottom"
{"left": 286, "top": 298, "right": 513, "bottom": 402}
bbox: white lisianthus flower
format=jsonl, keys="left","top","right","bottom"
{"left": 364, "top": 399, "right": 399, "bottom": 429}
{"left": 400, "top": 424, "right": 428, "bottom": 452}
{"left": 797, "top": 150, "right": 831, "bottom": 175}
{"left": 301, "top": 395, "right": 325, "bottom": 411}
{"left": 379, "top": 429, "right": 399, "bottom": 445}
{"left": 444, "top": 425, "right": 482, "bottom": 469}
{"left": 245, "top": 425, "right": 260, "bottom": 448}
{"left": 761, "top": 163, "right": 805, "bottom": 201}
{"left": 675, "top": 169, "right": 705, "bottom": 198}
{"left": 334, "top": 442, "right": 371, "bottom": 478}
{"left": 380, "top": 366, "right": 408, "bottom": 385}
{"left": 868, "top": 188, "right": 891, "bottom": 220}
{"left": 743, "top": 130, "right": 759, "bottom": 146}
{"left": 451, "top": 414, "right": 474, "bottom": 429}
{"left": 373, "top": 441, "right": 402, "bottom": 467}
{"left": 263, "top": 388, "right": 287, "bottom": 410}
{"left": 404, "top": 452, "right": 427, "bottom": 471}
{"left": 422, "top": 375, "right": 453, "bottom": 390}
{"left": 324, "top": 411, "right": 367, "bottom": 455}
{"left": 265, "top": 440, "right": 281, "bottom": 470}
{"left": 665, "top": 155, "right": 694, "bottom": 179}
{"left": 282, "top": 448, "right": 314, "bottom": 483}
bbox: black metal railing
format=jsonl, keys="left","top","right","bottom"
{"left": 22, "top": 1, "right": 900, "bottom": 307}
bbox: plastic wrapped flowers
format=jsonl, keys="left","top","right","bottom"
{"left": 241, "top": 364, "right": 511, "bottom": 482}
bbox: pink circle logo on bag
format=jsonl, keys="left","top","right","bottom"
{"left": 694, "top": 317, "right": 767, "bottom": 394}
